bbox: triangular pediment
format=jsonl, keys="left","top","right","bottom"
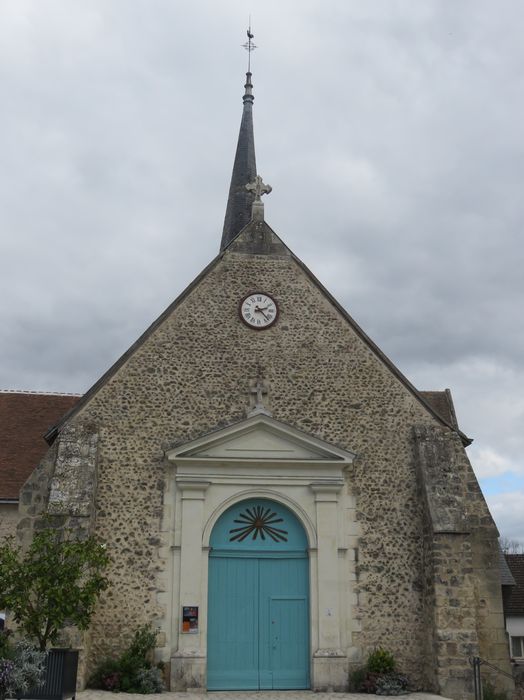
{"left": 167, "top": 414, "right": 355, "bottom": 464}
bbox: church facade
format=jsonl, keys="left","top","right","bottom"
{"left": 14, "top": 67, "right": 513, "bottom": 698}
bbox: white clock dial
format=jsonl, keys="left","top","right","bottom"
{"left": 240, "top": 292, "right": 278, "bottom": 329}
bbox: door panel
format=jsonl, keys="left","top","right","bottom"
{"left": 207, "top": 557, "right": 259, "bottom": 690}
{"left": 269, "top": 596, "right": 309, "bottom": 689}
{"left": 259, "top": 557, "right": 309, "bottom": 689}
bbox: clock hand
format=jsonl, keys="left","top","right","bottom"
{"left": 254, "top": 305, "right": 270, "bottom": 321}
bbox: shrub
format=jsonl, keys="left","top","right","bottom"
{"left": 360, "top": 672, "right": 381, "bottom": 693}
{"left": 89, "top": 659, "right": 121, "bottom": 691}
{"left": 89, "top": 624, "right": 164, "bottom": 694}
{"left": 126, "top": 624, "right": 158, "bottom": 662}
{"left": 367, "top": 647, "right": 396, "bottom": 674}
{"left": 349, "top": 647, "right": 409, "bottom": 695}
{"left": 134, "top": 667, "right": 164, "bottom": 694}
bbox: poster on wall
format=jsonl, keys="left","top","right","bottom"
{"left": 182, "top": 606, "right": 198, "bottom": 633}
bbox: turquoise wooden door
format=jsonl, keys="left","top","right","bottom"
{"left": 207, "top": 499, "right": 309, "bottom": 690}
{"left": 268, "top": 596, "right": 309, "bottom": 688}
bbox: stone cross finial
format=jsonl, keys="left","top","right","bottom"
{"left": 246, "top": 175, "right": 272, "bottom": 222}
{"left": 246, "top": 175, "right": 272, "bottom": 202}
{"left": 247, "top": 378, "right": 272, "bottom": 417}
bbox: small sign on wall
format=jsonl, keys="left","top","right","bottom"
{"left": 182, "top": 606, "right": 199, "bottom": 633}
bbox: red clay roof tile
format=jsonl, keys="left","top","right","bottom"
{"left": 505, "top": 554, "right": 524, "bottom": 615}
{"left": 0, "top": 391, "right": 80, "bottom": 500}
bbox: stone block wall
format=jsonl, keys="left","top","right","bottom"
{"left": 414, "top": 424, "right": 514, "bottom": 698}
{"left": 431, "top": 533, "right": 479, "bottom": 699}
{"left": 18, "top": 421, "right": 98, "bottom": 543}
{"left": 0, "top": 503, "right": 19, "bottom": 541}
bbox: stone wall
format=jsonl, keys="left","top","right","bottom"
{"left": 67, "top": 235, "right": 443, "bottom": 685}
{"left": 17, "top": 224, "right": 510, "bottom": 696}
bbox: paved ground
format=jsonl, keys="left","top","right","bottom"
{"left": 78, "top": 691, "right": 449, "bottom": 700}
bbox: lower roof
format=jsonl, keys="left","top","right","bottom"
{"left": 505, "top": 554, "right": 524, "bottom": 615}
{"left": 0, "top": 391, "right": 80, "bottom": 500}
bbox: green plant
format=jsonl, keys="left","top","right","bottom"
{"left": 367, "top": 647, "right": 396, "bottom": 674}
{"left": 89, "top": 624, "right": 164, "bottom": 694}
{"left": 349, "top": 648, "right": 408, "bottom": 695}
{"left": 0, "top": 526, "right": 110, "bottom": 650}
{"left": 134, "top": 667, "right": 164, "bottom": 694}
{"left": 127, "top": 624, "right": 158, "bottom": 661}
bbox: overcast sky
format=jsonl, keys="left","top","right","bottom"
{"left": 1, "top": 1, "right": 523, "bottom": 544}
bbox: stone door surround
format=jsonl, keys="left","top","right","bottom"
{"left": 165, "top": 414, "right": 356, "bottom": 691}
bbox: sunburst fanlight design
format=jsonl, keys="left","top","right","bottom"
{"left": 229, "top": 505, "right": 288, "bottom": 543}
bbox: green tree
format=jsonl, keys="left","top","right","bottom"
{"left": 0, "top": 526, "right": 110, "bottom": 650}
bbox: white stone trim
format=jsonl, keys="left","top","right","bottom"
{"left": 167, "top": 413, "right": 356, "bottom": 465}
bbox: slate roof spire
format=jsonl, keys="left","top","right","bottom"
{"left": 220, "top": 34, "right": 258, "bottom": 250}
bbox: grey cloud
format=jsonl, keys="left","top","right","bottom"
{"left": 1, "top": 0, "right": 523, "bottom": 540}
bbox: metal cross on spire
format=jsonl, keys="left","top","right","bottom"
{"left": 242, "top": 21, "right": 257, "bottom": 73}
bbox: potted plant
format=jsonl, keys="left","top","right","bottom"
{"left": 0, "top": 525, "right": 110, "bottom": 700}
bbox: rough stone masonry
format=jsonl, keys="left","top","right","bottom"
{"left": 16, "top": 220, "right": 513, "bottom": 699}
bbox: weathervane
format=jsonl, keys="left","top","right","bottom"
{"left": 242, "top": 21, "right": 257, "bottom": 73}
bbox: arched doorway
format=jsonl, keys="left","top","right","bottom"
{"left": 207, "top": 498, "right": 310, "bottom": 690}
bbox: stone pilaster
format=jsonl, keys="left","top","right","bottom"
{"left": 171, "top": 479, "right": 209, "bottom": 691}
{"left": 310, "top": 481, "right": 346, "bottom": 691}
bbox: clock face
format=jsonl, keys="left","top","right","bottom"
{"left": 240, "top": 292, "right": 278, "bottom": 329}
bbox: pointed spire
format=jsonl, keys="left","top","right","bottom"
{"left": 220, "top": 31, "right": 258, "bottom": 250}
